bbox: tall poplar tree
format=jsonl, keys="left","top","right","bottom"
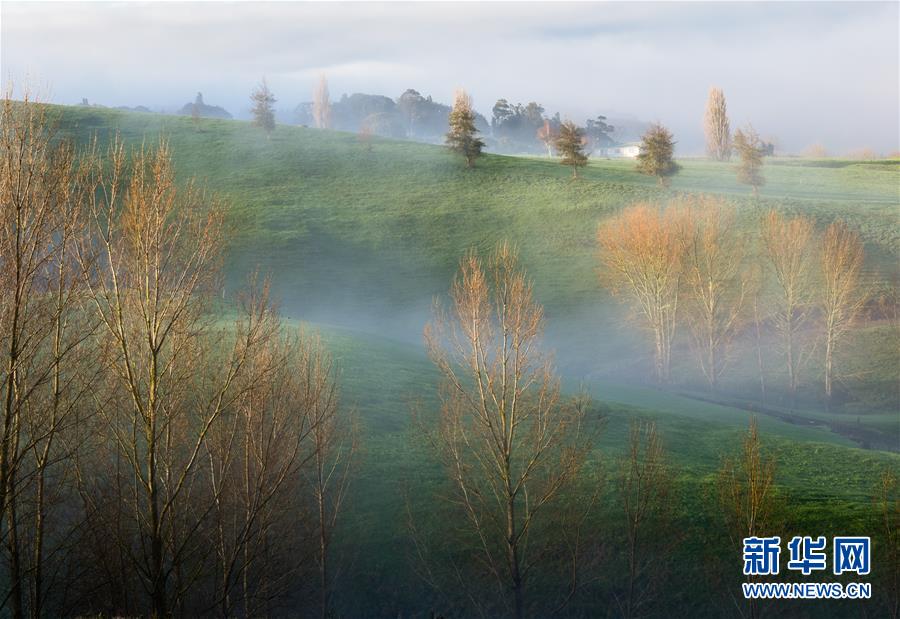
{"left": 734, "top": 126, "right": 765, "bottom": 197}
{"left": 703, "top": 87, "right": 731, "bottom": 161}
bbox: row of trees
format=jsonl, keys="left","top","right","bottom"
{"left": 257, "top": 75, "right": 616, "bottom": 152}
{"left": 445, "top": 89, "right": 771, "bottom": 206}
{"left": 251, "top": 77, "right": 781, "bottom": 183}
{"left": 2, "top": 90, "right": 896, "bottom": 617}
{"left": 597, "top": 197, "right": 868, "bottom": 401}
{"left": 490, "top": 100, "right": 615, "bottom": 154}
{"left": 416, "top": 241, "right": 897, "bottom": 618}
{"left": 0, "top": 93, "right": 355, "bottom": 617}
{"left": 704, "top": 87, "right": 774, "bottom": 164}
{"left": 293, "top": 81, "right": 489, "bottom": 141}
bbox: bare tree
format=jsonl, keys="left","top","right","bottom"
{"left": 873, "top": 469, "right": 899, "bottom": 619}
{"left": 0, "top": 88, "right": 99, "bottom": 618}
{"left": 76, "top": 137, "right": 274, "bottom": 617}
{"left": 423, "top": 242, "right": 588, "bottom": 619}
{"left": 304, "top": 334, "right": 356, "bottom": 619}
{"left": 716, "top": 418, "right": 778, "bottom": 619}
{"left": 747, "top": 266, "right": 769, "bottom": 404}
{"left": 760, "top": 210, "right": 815, "bottom": 397}
{"left": 536, "top": 119, "right": 557, "bottom": 157}
{"left": 597, "top": 204, "right": 686, "bottom": 383}
{"left": 357, "top": 119, "right": 373, "bottom": 152}
{"left": 202, "top": 309, "right": 353, "bottom": 617}
{"left": 678, "top": 197, "right": 747, "bottom": 389}
{"left": 734, "top": 126, "right": 765, "bottom": 198}
{"left": 716, "top": 418, "right": 777, "bottom": 546}
{"left": 202, "top": 288, "right": 294, "bottom": 616}
{"left": 313, "top": 75, "right": 332, "bottom": 130}
{"left": 703, "top": 87, "right": 731, "bottom": 161}
{"left": 820, "top": 221, "right": 867, "bottom": 401}
{"left": 615, "top": 421, "right": 676, "bottom": 619}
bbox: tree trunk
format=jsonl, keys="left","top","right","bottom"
{"left": 707, "top": 314, "right": 718, "bottom": 390}
{"left": 6, "top": 466, "right": 23, "bottom": 619}
{"left": 786, "top": 322, "right": 797, "bottom": 397}
{"left": 753, "top": 299, "right": 767, "bottom": 405}
{"left": 507, "top": 494, "right": 523, "bottom": 619}
{"left": 824, "top": 327, "right": 834, "bottom": 401}
{"left": 318, "top": 480, "right": 328, "bottom": 619}
{"left": 502, "top": 451, "right": 524, "bottom": 619}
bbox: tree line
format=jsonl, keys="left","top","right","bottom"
{"left": 250, "top": 78, "right": 776, "bottom": 195}
{"left": 1, "top": 92, "right": 355, "bottom": 618}
{"left": 442, "top": 87, "right": 771, "bottom": 199}
{"left": 3, "top": 91, "right": 897, "bottom": 618}
{"left": 412, "top": 241, "right": 897, "bottom": 619}
{"left": 597, "top": 197, "right": 871, "bottom": 403}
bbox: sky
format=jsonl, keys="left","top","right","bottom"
{"left": 2, "top": 1, "right": 898, "bottom": 154}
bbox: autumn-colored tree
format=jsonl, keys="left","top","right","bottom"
{"left": 716, "top": 418, "right": 779, "bottom": 619}
{"left": 313, "top": 74, "right": 332, "bottom": 130}
{"left": 716, "top": 418, "right": 777, "bottom": 543}
{"left": 250, "top": 78, "right": 276, "bottom": 134}
{"left": 358, "top": 119, "right": 373, "bottom": 152}
{"left": 423, "top": 242, "right": 588, "bottom": 619}
{"left": 703, "top": 87, "right": 731, "bottom": 161}
{"left": 761, "top": 210, "right": 815, "bottom": 396}
{"left": 555, "top": 120, "right": 588, "bottom": 178}
{"left": 803, "top": 143, "right": 828, "bottom": 159}
{"left": 1, "top": 90, "right": 363, "bottom": 617}
{"left": 734, "top": 126, "right": 765, "bottom": 197}
{"left": 820, "top": 221, "right": 866, "bottom": 400}
{"left": 636, "top": 123, "right": 680, "bottom": 186}
{"left": 678, "top": 197, "right": 746, "bottom": 389}
{"left": 205, "top": 316, "right": 353, "bottom": 617}
{"left": 597, "top": 204, "right": 686, "bottom": 382}
{"left": 77, "top": 138, "right": 274, "bottom": 617}
{"left": 747, "top": 265, "right": 769, "bottom": 404}
{"left": 304, "top": 334, "right": 356, "bottom": 619}
{"left": 0, "top": 88, "right": 95, "bottom": 619}
{"left": 536, "top": 119, "right": 557, "bottom": 157}
{"left": 445, "top": 89, "right": 484, "bottom": 168}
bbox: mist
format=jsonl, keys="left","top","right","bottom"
{"left": 3, "top": 1, "right": 898, "bottom": 155}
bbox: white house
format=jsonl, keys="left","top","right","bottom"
{"left": 594, "top": 142, "right": 641, "bottom": 158}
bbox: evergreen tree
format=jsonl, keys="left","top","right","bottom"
{"left": 250, "top": 78, "right": 276, "bottom": 134}
{"left": 445, "top": 89, "right": 484, "bottom": 168}
{"left": 636, "top": 123, "right": 680, "bottom": 186}
{"left": 733, "top": 126, "right": 765, "bottom": 197}
{"left": 555, "top": 120, "right": 588, "bottom": 178}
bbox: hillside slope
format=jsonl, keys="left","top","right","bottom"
{"left": 46, "top": 104, "right": 899, "bottom": 616}
{"left": 54, "top": 105, "right": 900, "bottom": 433}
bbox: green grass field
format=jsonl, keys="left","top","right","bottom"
{"left": 53, "top": 105, "right": 899, "bottom": 615}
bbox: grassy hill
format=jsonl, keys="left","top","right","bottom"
{"left": 56, "top": 104, "right": 900, "bottom": 409}
{"left": 52, "top": 105, "right": 898, "bottom": 615}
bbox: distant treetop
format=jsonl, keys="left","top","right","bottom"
{"left": 178, "top": 92, "right": 232, "bottom": 119}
